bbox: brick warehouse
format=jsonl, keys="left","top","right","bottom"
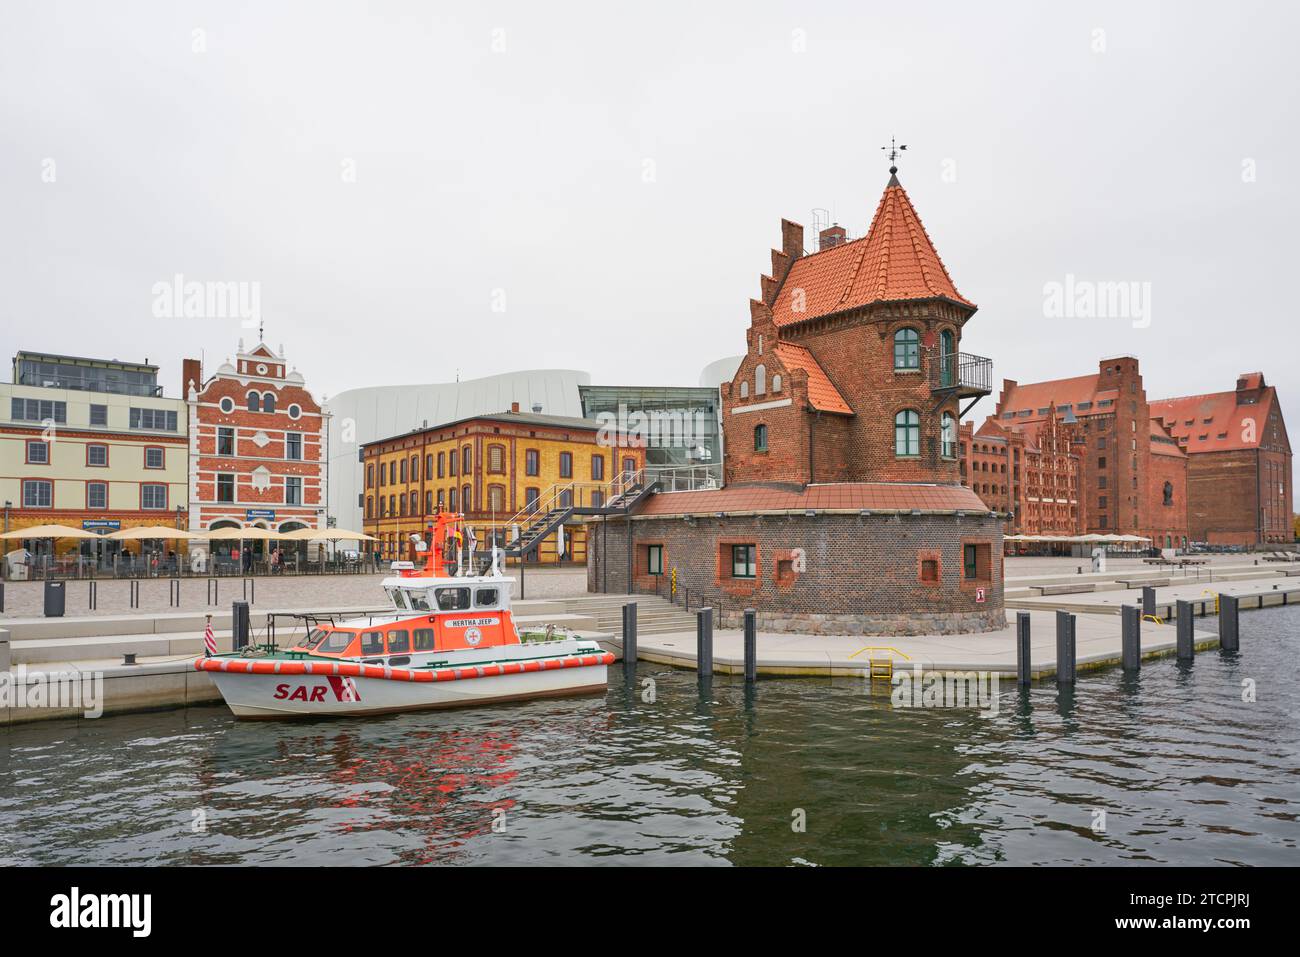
{"left": 587, "top": 168, "right": 1007, "bottom": 635}
{"left": 983, "top": 357, "right": 1189, "bottom": 549}
{"left": 1150, "top": 373, "right": 1293, "bottom": 545}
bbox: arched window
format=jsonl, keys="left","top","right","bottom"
{"left": 261, "top": 392, "right": 276, "bottom": 413}
{"left": 246, "top": 391, "right": 259, "bottom": 412}
{"left": 462, "top": 484, "right": 472, "bottom": 512}
{"left": 894, "top": 328, "right": 920, "bottom": 369}
{"left": 755, "top": 364, "right": 766, "bottom": 395}
{"left": 771, "top": 374, "right": 782, "bottom": 393}
{"left": 754, "top": 423, "right": 768, "bottom": 452}
{"left": 366, "top": 496, "right": 373, "bottom": 519}
{"left": 941, "top": 413, "right": 956, "bottom": 458}
{"left": 740, "top": 380, "right": 749, "bottom": 399}
{"left": 425, "top": 491, "right": 433, "bottom": 514}
{"left": 894, "top": 410, "right": 920, "bottom": 456}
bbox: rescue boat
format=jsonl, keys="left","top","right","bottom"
{"left": 196, "top": 512, "right": 612, "bottom": 719}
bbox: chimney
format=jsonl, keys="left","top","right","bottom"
{"left": 511, "top": 402, "right": 520, "bottom": 413}
{"left": 182, "top": 357, "right": 202, "bottom": 397}
{"left": 819, "top": 224, "right": 847, "bottom": 250}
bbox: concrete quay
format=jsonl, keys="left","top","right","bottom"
{"left": 1006, "top": 575, "right": 1300, "bottom": 620}
{"left": 606, "top": 610, "right": 1218, "bottom": 679}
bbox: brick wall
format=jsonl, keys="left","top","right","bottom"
{"left": 587, "top": 511, "right": 1006, "bottom": 636}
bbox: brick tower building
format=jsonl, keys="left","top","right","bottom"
{"left": 185, "top": 338, "right": 328, "bottom": 550}
{"left": 587, "top": 168, "right": 1006, "bottom": 636}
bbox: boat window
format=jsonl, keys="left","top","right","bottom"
{"left": 320, "top": 630, "right": 354, "bottom": 653}
{"left": 474, "top": 587, "right": 499, "bottom": 608}
{"left": 435, "top": 587, "right": 471, "bottom": 611}
{"left": 387, "top": 630, "right": 410, "bottom": 654}
{"left": 407, "top": 590, "right": 432, "bottom": 611}
{"left": 302, "top": 628, "right": 329, "bottom": 649}
{"left": 360, "top": 631, "right": 385, "bottom": 655}
{"left": 413, "top": 628, "right": 436, "bottom": 651}
{"left": 390, "top": 589, "right": 409, "bottom": 610}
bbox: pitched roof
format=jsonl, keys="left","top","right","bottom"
{"left": 1149, "top": 418, "right": 1186, "bottom": 458}
{"left": 770, "top": 176, "right": 974, "bottom": 327}
{"left": 633, "top": 482, "right": 989, "bottom": 517}
{"left": 771, "top": 342, "right": 852, "bottom": 414}
{"left": 1149, "top": 389, "right": 1278, "bottom": 453}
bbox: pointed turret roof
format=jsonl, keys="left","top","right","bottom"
{"left": 770, "top": 175, "right": 974, "bottom": 327}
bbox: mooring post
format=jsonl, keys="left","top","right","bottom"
{"left": 1016, "top": 611, "right": 1032, "bottom": 686}
{"left": 1121, "top": 604, "right": 1141, "bottom": 671}
{"left": 1141, "top": 585, "right": 1156, "bottom": 619}
{"left": 743, "top": 607, "right": 757, "bottom": 683}
{"left": 1055, "top": 609, "right": 1076, "bottom": 685}
{"left": 1176, "top": 599, "right": 1194, "bottom": 660}
{"left": 622, "top": 601, "right": 638, "bottom": 672}
{"left": 1218, "top": 593, "right": 1240, "bottom": 652}
{"left": 696, "top": 606, "right": 713, "bottom": 681}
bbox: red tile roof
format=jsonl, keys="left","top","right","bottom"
{"left": 1149, "top": 418, "right": 1186, "bottom": 458}
{"left": 770, "top": 177, "right": 974, "bottom": 327}
{"left": 1150, "top": 389, "right": 1277, "bottom": 453}
{"left": 771, "top": 342, "right": 852, "bottom": 414}
{"left": 633, "top": 482, "right": 990, "bottom": 517}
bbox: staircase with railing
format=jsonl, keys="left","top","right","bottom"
{"left": 502, "top": 467, "right": 658, "bottom": 558}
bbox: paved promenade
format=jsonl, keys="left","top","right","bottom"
{"left": 625, "top": 610, "right": 1217, "bottom": 679}
{"left": 0, "top": 567, "right": 589, "bottom": 619}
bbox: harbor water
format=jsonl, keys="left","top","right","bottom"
{"left": 2, "top": 605, "right": 1297, "bottom": 866}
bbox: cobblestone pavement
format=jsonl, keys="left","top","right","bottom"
{"left": 0, "top": 567, "right": 590, "bottom": 619}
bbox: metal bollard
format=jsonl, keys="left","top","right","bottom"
{"left": 1141, "top": 585, "right": 1156, "bottom": 619}
{"left": 621, "top": 602, "right": 638, "bottom": 672}
{"left": 1015, "top": 611, "right": 1032, "bottom": 686}
{"left": 696, "top": 606, "right": 713, "bottom": 681}
{"left": 1121, "top": 604, "right": 1141, "bottom": 671}
{"left": 231, "top": 600, "right": 250, "bottom": 650}
{"left": 1218, "top": 593, "right": 1240, "bottom": 652}
{"left": 1055, "top": 610, "right": 1076, "bottom": 685}
{"left": 743, "top": 608, "right": 757, "bottom": 683}
{"left": 169, "top": 579, "right": 180, "bottom": 607}
{"left": 207, "top": 577, "right": 218, "bottom": 605}
{"left": 87, "top": 580, "right": 97, "bottom": 611}
{"left": 1176, "top": 599, "right": 1194, "bottom": 660}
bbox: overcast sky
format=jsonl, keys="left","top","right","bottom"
{"left": 2, "top": 1, "right": 1295, "bottom": 485}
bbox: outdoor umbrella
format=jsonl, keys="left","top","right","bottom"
{"left": 277, "top": 527, "right": 374, "bottom": 541}
{"left": 0, "top": 523, "right": 100, "bottom": 540}
{"left": 107, "top": 526, "right": 203, "bottom": 541}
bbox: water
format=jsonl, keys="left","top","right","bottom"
{"left": 2, "top": 607, "right": 1297, "bottom": 866}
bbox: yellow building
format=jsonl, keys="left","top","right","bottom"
{"left": 362, "top": 408, "right": 645, "bottom": 564}
{"left": 1, "top": 352, "right": 189, "bottom": 570}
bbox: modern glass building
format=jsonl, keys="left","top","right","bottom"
{"left": 579, "top": 384, "right": 722, "bottom": 489}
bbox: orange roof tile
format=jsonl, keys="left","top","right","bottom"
{"left": 770, "top": 176, "right": 974, "bottom": 327}
{"left": 634, "top": 482, "right": 989, "bottom": 517}
{"left": 771, "top": 342, "right": 852, "bottom": 414}
{"left": 1150, "top": 388, "right": 1279, "bottom": 454}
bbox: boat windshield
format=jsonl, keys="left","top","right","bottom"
{"left": 435, "top": 587, "right": 471, "bottom": 611}
{"left": 301, "top": 628, "right": 329, "bottom": 650}
{"left": 318, "top": 630, "right": 355, "bottom": 654}
{"left": 407, "top": 590, "right": 432, "bottom": 611}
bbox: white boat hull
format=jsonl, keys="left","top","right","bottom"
{"left": 208, "top": 663, "right": 608, "bottom": 719}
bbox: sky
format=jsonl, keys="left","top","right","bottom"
{"left": 2, "top": 1, "right": 1296, "bottom": 487}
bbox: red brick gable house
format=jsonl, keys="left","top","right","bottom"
{"left": 721, "top": 171, "right": 989, "bottom": 487}
{"left": 185, "top": 339, "right": 328, "bottom": 547}
{"left": 1150, "top": 373, "right": 1293, "bottom": 544}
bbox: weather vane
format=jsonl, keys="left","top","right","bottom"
{"left": 881, "top": 136, "right": 908, "bottom": 173}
